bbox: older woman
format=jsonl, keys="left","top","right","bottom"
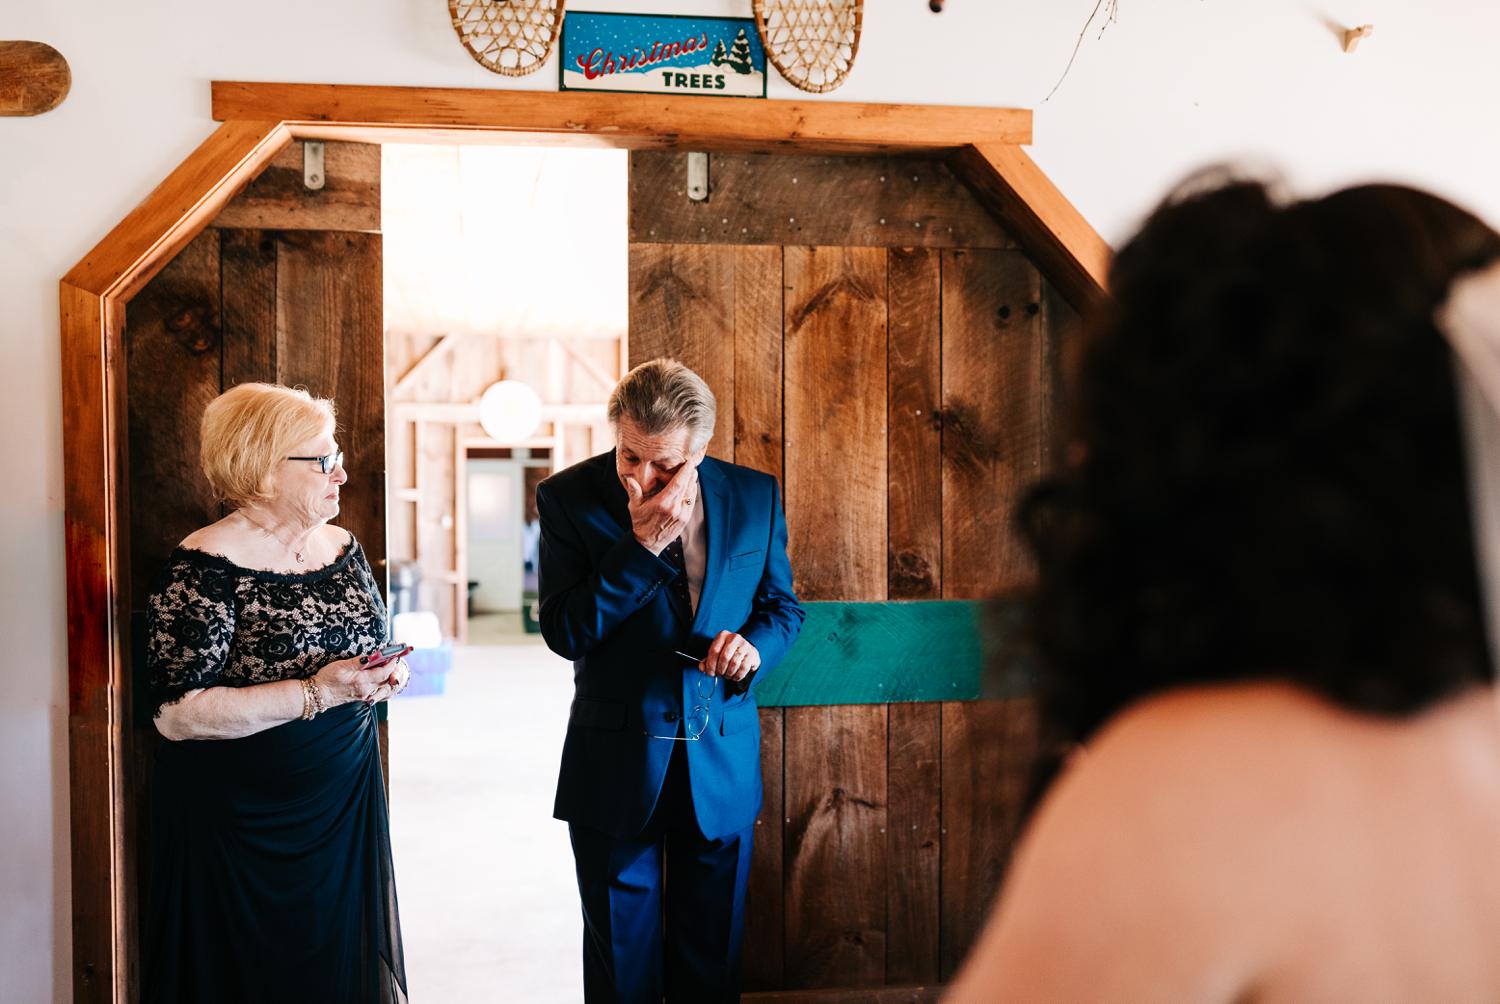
{"left": 142, "top": 382, "right": 408, "bottom": 1003}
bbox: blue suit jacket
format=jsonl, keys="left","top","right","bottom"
{"left": 537, "top": 450, "right": 805, "bottom": 840}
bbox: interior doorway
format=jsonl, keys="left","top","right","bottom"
{"left": 380, "top": 142, "right": 627, "bottom": 1001}
{"left": 63, "top": 84, "right": 1108, "bottom": 1002}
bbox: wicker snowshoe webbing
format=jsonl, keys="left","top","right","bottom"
{"left": 449, "top": 0, "right": 564, "bottom": 77}
{"left": 752, "top": 0, "right": 863, "bottom": 94}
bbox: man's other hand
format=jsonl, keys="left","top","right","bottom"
{"left": 701, "top": 630, "right": 760, "bottom": 683}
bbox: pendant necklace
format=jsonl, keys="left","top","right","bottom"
{"left": 241, "top": 511, "right": 308, "bottom": 563}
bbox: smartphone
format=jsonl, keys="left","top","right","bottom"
{"left": 367, "top": 642, "right": 413, "bottom": 668}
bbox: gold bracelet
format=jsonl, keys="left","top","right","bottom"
{"left": 299, "top": 678, "right": 316, "bottom": 720}
{"left": 308, "top": 677, "right": 326, "bottom": 716}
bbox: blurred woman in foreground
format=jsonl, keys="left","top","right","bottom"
{"left": 949, "top": 178, "right": 1500, "bottom": 1001}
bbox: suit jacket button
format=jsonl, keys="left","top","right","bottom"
{"left": 663, "top": 711, "right": 680, "bottom": 722}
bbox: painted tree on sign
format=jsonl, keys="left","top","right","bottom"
{"left": 712, "top": 39, "right": 728, "bottom": 67}
{"left": 727, "top": 28, "right": 755, "bottom": 74}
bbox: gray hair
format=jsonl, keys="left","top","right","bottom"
{"left": 607, "top": 358, "right": 717, "bottom": 451}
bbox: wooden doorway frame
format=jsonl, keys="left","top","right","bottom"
{"left": 60, "top": 81, "right": 1109, "bottom": 1003}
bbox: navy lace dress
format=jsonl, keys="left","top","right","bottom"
{"left": 141, "top": 537, "right": 407, "bottom": 1003}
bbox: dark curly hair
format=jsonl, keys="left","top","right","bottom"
{"left": 1018, "top": 175, "right": 1498, "bottom": 751}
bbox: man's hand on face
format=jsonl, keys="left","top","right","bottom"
{"left": 700, "top": 630, "right": 760, "bottom": 683}
{"left": 625, "top": 460, "right": 698, "bottom": 555}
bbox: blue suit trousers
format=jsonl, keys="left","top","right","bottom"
{"left": 568, "top": 743, "right": 754, "bottom": 1004}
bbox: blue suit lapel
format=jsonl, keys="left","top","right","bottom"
{"left": 690, "top": 459, "right": 731, "bottom": 640}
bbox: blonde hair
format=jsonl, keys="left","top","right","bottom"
{"left": 200, "top": 383, "right": 336, "bottom": 507}
{"left": 607, "top": 358, "right": 717, "bottom": 451}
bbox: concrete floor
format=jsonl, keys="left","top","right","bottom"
{"left": 389, "top": 613, "right": 583, "bottom": 1002}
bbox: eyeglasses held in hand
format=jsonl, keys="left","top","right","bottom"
{"left": 644, "top": 650, "right": 716, "bottom": 741}
{"left": 286, "top": 450, "right": 344, "bottom": 474}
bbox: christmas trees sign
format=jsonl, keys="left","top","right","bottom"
{"left": 714, "top": 29, "right": 758, "bottom": 76}
{"left": 560, "top": 13, "right": 767, "bottom": 97}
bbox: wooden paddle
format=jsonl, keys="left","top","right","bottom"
{"left": 0, "top": 41, "right": 71, "bottom": 116}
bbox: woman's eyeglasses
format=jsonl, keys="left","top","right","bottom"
{"left": 286, "top": 451, "right": 344, "bottom": 474}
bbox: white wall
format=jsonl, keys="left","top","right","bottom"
{"left": 6, "top": 1, "right": 1500, "bottom": 998}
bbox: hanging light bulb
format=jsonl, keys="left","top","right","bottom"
{"left": 477, "top": 379, "right": 543, "bottom": 443}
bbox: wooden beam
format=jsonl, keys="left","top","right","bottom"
{"left": 0, "top": 40, "right": 71, "bottom": 116}
{"left": 459, "top": 435, "right": 557, "bottom": 452}
{"left": 630, "top": 152, "right": 1015, "bottom": 250}
{"left": 65, "top": 120, "right": 292, "bottom": 299}
{"left": 385, "top": 327, "right": 625, "bottom": 342}
{"left": 211, "top": 82, "right": 1032, "bottom": 154}
{"left": 60, "top": 281, "right": 129, "bottom": 1004}
{"left": 392, "top": 333, "right": 460, "bottom": 395}
{"left": 753, "top": 601, "right": 1015, "bottom": 707}
{"left": 949, "top": 143, "right": 1111, "bottom": 311}
{"left": 392, "top": 401, "right": 608, "bottom": 423}
{"left": 209, "top": 139, "right": 380, "bottom": 232}
{"left": 288, "top": 122, "right": 670, "bottom": 149}
{"left": 558, "top": 338, "right": 617, "bottom": 394}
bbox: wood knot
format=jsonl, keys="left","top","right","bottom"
{"left": 890, "top": 551, "right": 934, "bottom": 595}
{"left": 943, "top": 398, "right": 1000, "bottom": 474}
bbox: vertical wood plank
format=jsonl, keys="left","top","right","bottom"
{"left": 887, "top": 247, "right": 942, "bottom": 601}
{"left": 565, "top": 423, "right": 594, "bottom": 467}
{"left": 783, "top": 246, "right": 887, "bottom": 600}
{"left": 941, "top": 249, "right": 1044, "bottom": 598}
{"left": 627, "top": 242, "right": 736, "bottom": 460}
{"left": 125, "top": 230, "right": 222, "bottom": 608}
{"left": 938, "top": 698, "right": 1040, "bottom": 979}
{"left": 732, "top": 245, "right": 783, "bottom": 478}
{"left": 386, "top": 418, "right": 416, "bottom": 567}
{"left": 728, "top": 240, "right": 787, "bottom": 989}
{"left": 885, "top": 702, "right": 942, "bottom": 985}
{"left": 744, "top": 706, "right": 786, "bottom": 991}
{"left": 784, "top": 705, "right": 889, "bottom": 988}
{"left": 272, "top": 231, "right": 387, "bottom": 579}
{"left": 417, "top": 421, "right": 457, "bottom": 632}
{"left": 1041, "top": 277, "right": 1081, "bottom": 476}
{"left": 122, "top": 228, "right": 223, "bottom": 1001}
{"left": 452, "top": 430, "right": 469, "bottom": 646}
{"left": 268, "top": 229, "right": 389, "bottom": 778}
{"left": 220, "top": 229, "right": 278, "bottom": 389}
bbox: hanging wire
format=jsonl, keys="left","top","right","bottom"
{"left": 1042, "top": 0, "right": 1120, "bottom": 103}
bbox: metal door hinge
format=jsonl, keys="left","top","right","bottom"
{"left": 686, "top": 152, "right": 709, "bottom": 202}
{"left": 303, "top": 142, "right": 325, "bottom": 190}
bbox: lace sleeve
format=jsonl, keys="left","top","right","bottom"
{"left": 146, "top": 555, "right": 238, "bottom": 715}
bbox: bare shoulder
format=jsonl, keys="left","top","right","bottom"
{"left": 1021, "top": 681, "right": 1338, "bottom": 873}
{"left": 948, "top": 681, "right": 1500, "bottom": 1000}
{"left": 178, "top": 514, "right": 246, "bottom": 555}
{"left": 1028, "top": 682, "right": 1415, "bottom": 871}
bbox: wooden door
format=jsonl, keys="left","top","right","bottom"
{"left": 629, "top": 151, "right": 1080, "bottom": 995}
{"left": 123, "top": 141, "right": 384, "bottom": 996}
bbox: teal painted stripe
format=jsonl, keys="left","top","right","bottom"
{"left": 755, "top": 599, "right": 1033, "bottom": 707}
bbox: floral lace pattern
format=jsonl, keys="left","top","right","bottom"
{"left": 146, "top": 537, "right": 388, "bottom": 714}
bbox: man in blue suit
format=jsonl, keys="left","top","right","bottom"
{"left": 537, "top": 358, "right": 805, "bottom": 1003}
